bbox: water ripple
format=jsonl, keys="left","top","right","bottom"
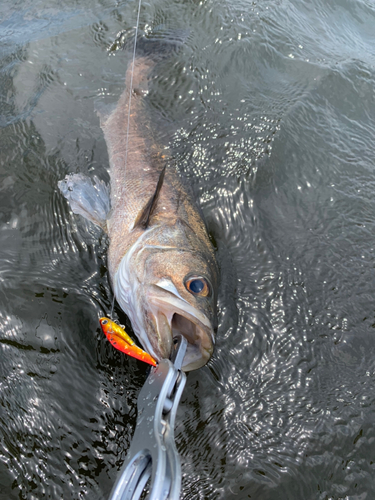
{"left": 1, "top": 0, "right": 375, "bottom": 498}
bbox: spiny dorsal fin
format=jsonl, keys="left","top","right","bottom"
{"left": 133, "top": 166, "right": 166, "bottom": 229}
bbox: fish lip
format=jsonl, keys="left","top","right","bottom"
{"left": 147, "top": 282, "right": 214, "bottom": 370}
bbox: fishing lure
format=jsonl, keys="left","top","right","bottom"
{"left": 99, "top": 317, "right": 157, "bottom": 366}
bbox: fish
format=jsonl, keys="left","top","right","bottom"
{"left": 99, "top": 317, "right": 157, "bottom": 367}
{"left": 58, "top": 34, "right": 219, "bottom": 371}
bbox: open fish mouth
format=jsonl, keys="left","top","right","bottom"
{"left": 147, "top": 281, "right": 214, "bottom": 371}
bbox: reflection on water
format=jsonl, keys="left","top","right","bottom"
{"left": 1, "top": 0, "right": 375, "bottom": 499}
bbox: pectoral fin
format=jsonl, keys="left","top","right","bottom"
{"left": 133, "top": 166, "right": 166, "bottom": 229}
{"left": 58, "top": 173, "right": 111, "bottom": 231}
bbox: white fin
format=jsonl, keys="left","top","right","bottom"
{"left": 58, "top": 173, "right": 110, "bottom": 231}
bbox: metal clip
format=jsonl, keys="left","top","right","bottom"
{"left": 108, "top": 335, "right": 188, "bottom": 500}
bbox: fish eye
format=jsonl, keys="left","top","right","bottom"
{"left": 101, "top": 319, "right": 108, "bottom": 325}
{"left": 185, "top": 277, "right": 210, "bottom": 297}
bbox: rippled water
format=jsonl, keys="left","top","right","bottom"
{"left": 1, "top": 0, "right": 375, "bottom": 499}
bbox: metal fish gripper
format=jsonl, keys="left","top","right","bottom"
{"left": 108, "top": 335, "right": 188, "bottom": 500}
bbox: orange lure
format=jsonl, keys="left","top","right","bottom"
{"left": 99, "top": 317, "right": 157, "bottom": 367}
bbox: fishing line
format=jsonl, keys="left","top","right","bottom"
{"left": 109, "top": 0, "right": 141, "bottom": 321}
{"left": 110, "top": 293, "right": 116, "bottom": 320}
{"left": 123, "top": 0, "right": 142, "bottom": 182}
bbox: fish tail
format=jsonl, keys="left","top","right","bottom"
{"left": 125, "top": 56, "right": 156, "bottom": 97}
{"left": 136, "top": 26, "right": 190, "bottom": 60}
{"left": 125, "top": 26, "right": 190, "bottom": 92}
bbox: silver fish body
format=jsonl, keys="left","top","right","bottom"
{"left": 59, "top": 54, "right": 218, "bottom": 371}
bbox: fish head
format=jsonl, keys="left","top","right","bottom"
{"left": 145, "top": 248, "right": 218, "bottom": 371}
{"left": 115, "top": 228, "right": 218, "bottom": 371}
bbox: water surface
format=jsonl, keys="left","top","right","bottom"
{"left": 1, "top": 0, "right": 375, "bottom": 499}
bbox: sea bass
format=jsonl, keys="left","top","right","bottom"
{"left": 59, "top": 48, "right": 218, "bottom": 371}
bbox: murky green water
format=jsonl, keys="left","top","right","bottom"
{"left": 1, "top": 0, "right": 375, "bottom": 498}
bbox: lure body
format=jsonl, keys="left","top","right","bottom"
{"left": 100, "top": 317, "right": 157, "bottom": 367}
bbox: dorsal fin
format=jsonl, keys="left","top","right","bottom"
{"left": 133, "top": 166, "right": 166, "bottom": 229}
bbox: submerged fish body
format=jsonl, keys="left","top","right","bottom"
{"left": 59, "top": 50, "right": 218, "bottom": 371}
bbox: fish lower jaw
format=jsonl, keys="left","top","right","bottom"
{"left": 179, "top": 340, "right": 213, "bottom": 372}
{"left": 148, "top": 295, "right": 214, "bottom": 371}
{"left": 171, "top": 312, "right": 213, "bottom": 371}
